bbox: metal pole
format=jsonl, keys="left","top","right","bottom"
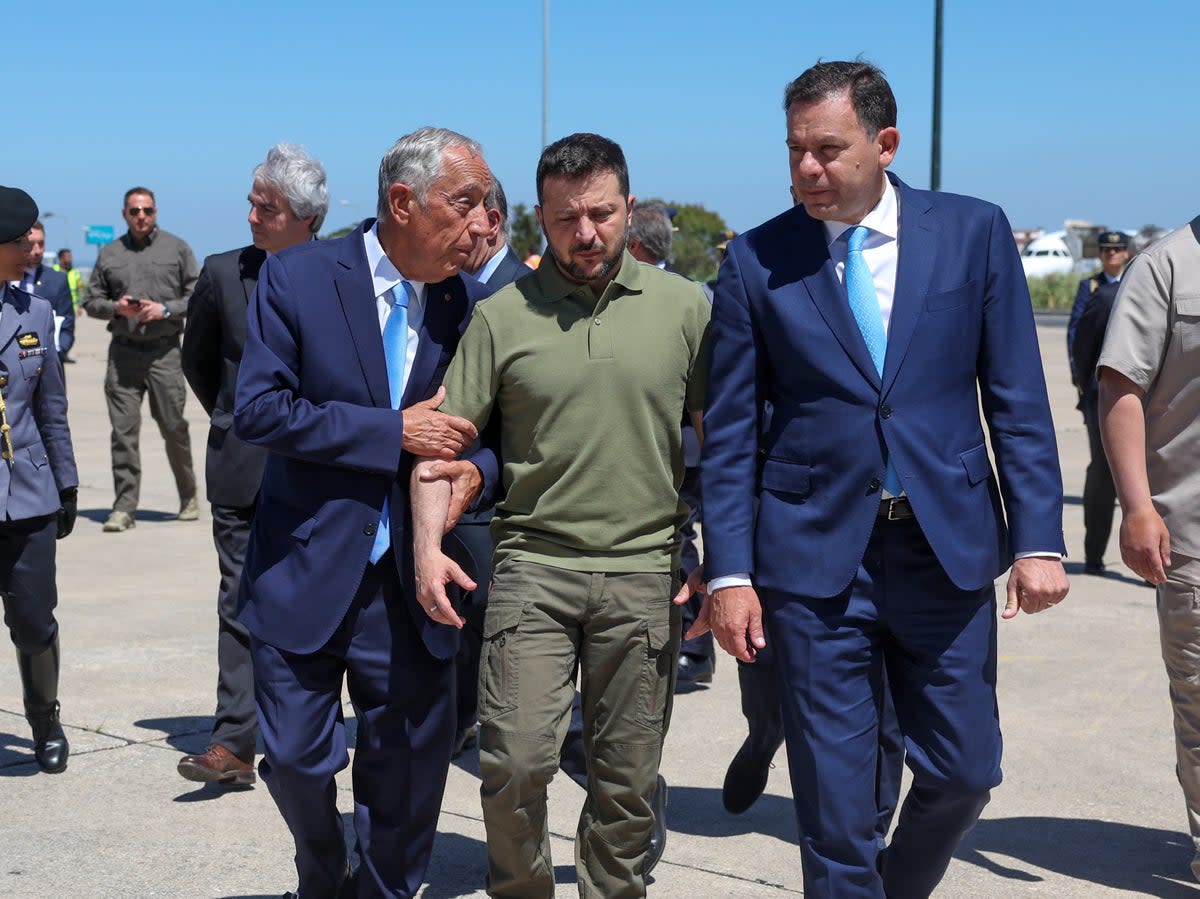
{"left": 542, "top": 0, "right": 550, "bottom": 149}
{"left": 930, "top": 0, "right": 943, "bottom": 191}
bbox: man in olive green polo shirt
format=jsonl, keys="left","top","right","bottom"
{"left": 413, "top": 132, "right": 709, "bottom": 898}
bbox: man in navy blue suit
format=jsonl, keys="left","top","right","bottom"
{"left": 696, "top": 61, "right": 1069, "bottom": 898}
{"left": 233, "top": 127, "right": 498, "bottom": 899}
{"left": 14, "top": 222, "right": 74, "bottom": 362}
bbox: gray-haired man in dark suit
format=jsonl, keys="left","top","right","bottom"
{"left": 178, "top": 143, "right": 328, "bottom": 785}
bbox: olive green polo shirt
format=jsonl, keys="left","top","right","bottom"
{"left": 442, "top": 250, "right": 710, "bottom": 572}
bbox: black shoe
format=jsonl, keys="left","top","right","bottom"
{"left": 451, "top": 723, "right": 478, "bottom": 759}
{"left": 722, "top": 736, "right": 781, "bottom": 814}
{"left": 1083, "top": 560, "right": 1107, "bottom": 576}
{"left": 644, "top": 774, "right": 668, "bottom": 875}
{"left": 675, "top": 654, "right": 714, "bottom": 689}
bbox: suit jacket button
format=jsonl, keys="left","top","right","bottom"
{"left": 869, "top": 477, "right": 882, "bottom": 492}
{"left": 880, "top": 404, "right": 892, "bottom": 419}
{"left": 363, "top": 522, "right": 377, "bottom": 536}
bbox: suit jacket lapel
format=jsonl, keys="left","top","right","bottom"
{"left": 334, "top": 227, "right": 390, "bottom": 408}
{"left": 401, "top": 278, "right": 463, "bottom": 407}
{"left": 793, "top": 211, "right": 881, "bottom": 388}
{"left": 882, "top": 177, "right": 935, "bottom": 394}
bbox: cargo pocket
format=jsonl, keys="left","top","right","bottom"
{"left": 636, "top": 592, "right": 679, "bottom": 733}
{"left": 478, "top": 602, "right": 525, "bottom": 722}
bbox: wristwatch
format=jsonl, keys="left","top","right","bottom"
{"left": 162, "top": 304, "right": 171, "bottom": 319}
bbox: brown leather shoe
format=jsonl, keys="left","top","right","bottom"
{"left": 177, "top": 743, "right": 255, "bottom": 785}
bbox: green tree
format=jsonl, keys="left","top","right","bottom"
{"left": 510, "top": 203, "right": 543, "bottom": 260}
{"left": 643, "top": 199, "right": 730, "bottom": 282}
{"left": 321, "top": 222, "right": 359, "bottom": 241}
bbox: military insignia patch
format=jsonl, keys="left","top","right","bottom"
{"left": 17, "top": 332, "right": 40, "bottom": 348}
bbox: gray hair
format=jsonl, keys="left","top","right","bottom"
{"left": 376, "top": 126, "right": 484, "bottom": 218}
{"left": 253, "top": 143, "right": 329, "bottom": 234}
{"left": 629, "top": 204, "right": 673, "bottom": 264}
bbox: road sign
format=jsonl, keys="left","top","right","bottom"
{"left": 86, "top": 225, "right": 115, "bottom": 246}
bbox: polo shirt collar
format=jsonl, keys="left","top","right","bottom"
{"left": 538, "top": 248, "right": 644, "bottom": 302}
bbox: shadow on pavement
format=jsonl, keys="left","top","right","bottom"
{"left": 0, "top": 729, "right": 39, "bottom": 776}
{"left": 133, "top": 715, "right": 213, "bottom": 751}
{"left": 659, "top": 784, "right": 799, "bottom": 844}
{"left": 957, "top": 816, "right": 1199, "bottom": 898}
{"left": 78, "top": 507, "right": 180, "bottom": 524}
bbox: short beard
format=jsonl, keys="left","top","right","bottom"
{"left": 551, "top": 231, "right": 626, "bottom": 286}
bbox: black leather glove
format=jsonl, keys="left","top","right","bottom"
{"left": 57, "top": 487, "right": 77, "bottom": 539}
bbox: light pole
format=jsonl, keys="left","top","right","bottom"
{"left": 542, "top": 0, "right": 550, "bottom": 149}
{"left": 930, "top": 0, "right": 944, "bottom": 192}
{"left": 42, "top": 211, "right": 75, "bottom": 255}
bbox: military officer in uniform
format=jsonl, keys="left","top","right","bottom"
{"left": 0, "top": 186, "right": 80, "bottom": 773}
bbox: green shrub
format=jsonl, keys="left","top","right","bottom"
{"left": 1026, "top": 272, "right": 1084, "bottom": 310}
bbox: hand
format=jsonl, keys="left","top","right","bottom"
{"left": 414, "top": 548, "right": 473, "bottom": 628}
{"left": 1118, "top": 506, "right": 1172, "bottom": 585}
{"left": 688, "top": 584, "right": 766, "bottom": 663}
{"left": 136, "top": 300, "right": 167, "bottom": 323}
{"left": 113, "top": 295, "right": 140, "bottom": 318}
{"left": 56, "top": 487, "right": 77, "bottom": 539}
{"left": 402, "top": 386, "right": 478, "bottom": 459}
{"left": 672, "top": 566, "right": 706, "bottom": 607}
{"left": 1003, "top": 557, "right": 1069, "bottom": 619}
{"left": 417, "top": 459, "right": 483, "bottom": 532}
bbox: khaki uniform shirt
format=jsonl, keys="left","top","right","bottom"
{"left": 82, "top": 227, "right": 199, "bottom": 341}
{"left": 1098, "top": 217, "right": 1200, "bottom": 557}
{"left": 441, "top": 250, "right": 711, "bottom": 573}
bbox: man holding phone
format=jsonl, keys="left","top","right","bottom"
{"left": 83, "top": 187, "right": 200, "bottom": 532}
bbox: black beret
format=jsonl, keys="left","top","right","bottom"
{"left": 0, "top": 186, "right": 38, "bottom": 244}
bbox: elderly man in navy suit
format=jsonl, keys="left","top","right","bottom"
{"left": 234, "top": 127, "right": 498, "bottom": 899}
{"left": 0, "top": 187, "right": 79, "bottom": 775}
{"left": 695, "top": 61, "right": 1069, "bottom": 898}
{"left": 179, "top": 143, "right": 329, "bottom": 787}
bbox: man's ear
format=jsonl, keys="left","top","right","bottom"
{"left": 388, "top": 183, "right": 414, "bottom": 225}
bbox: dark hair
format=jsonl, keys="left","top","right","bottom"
{"left": 124, "top": 186, "right": 156, "bottom": 205}
{"left": 536, "top": 133, "right": 629, "bottom": 204}
{"left": 783, "top": 60, "right": 897, "bottom": 136}
{"left": 30, "top": 220, "right": 45, "bottom": 232}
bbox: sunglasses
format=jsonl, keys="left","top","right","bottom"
{"left": 127, "top": 206, "right": 156, "bottom": 217}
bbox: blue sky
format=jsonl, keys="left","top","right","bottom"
{"left": 13, "top": 0, "right": 1198, "bottom": 264}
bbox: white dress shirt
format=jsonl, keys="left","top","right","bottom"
{"left": 364, "top": 223, "right": 426, "bottom": 395}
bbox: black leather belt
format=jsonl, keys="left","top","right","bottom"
{"left": 877, "top": 497, "right": 915, "bottom": 520}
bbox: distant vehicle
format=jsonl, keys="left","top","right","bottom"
{"left": 1020, "top": 232, "right": 1075, "bottom": 278}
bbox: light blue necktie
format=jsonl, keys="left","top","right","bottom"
{"left": 845, "top": 226, "right": 903, "bottom": 496}
{"left": 369, "top": 281, "right": 412, "bottom": 564}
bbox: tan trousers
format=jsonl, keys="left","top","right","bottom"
{"left": 1158, "top": 552, "right": 1200, "bottom": 856}
{"left": 478, "top": 561, "right": 679, "bottom": 899}
{"left": 104, "top": 337, "right": 196, "bottom": 513}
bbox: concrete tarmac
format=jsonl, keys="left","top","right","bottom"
{"left": 1, "top": 315, "right": 1195, "bottom": 897}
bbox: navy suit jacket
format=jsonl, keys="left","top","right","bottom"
{"left": 27, "top": 265, "right": 75, "bottom": 354}
{"left": 182, "top": 245, "right": 269, "bottom": 508}
{"left": 702, "top": 174, "right": 1065, "bottom": 597}
{"left": 483, "top": 245, "right": 533, "bottom": 290}
{"left": 234, "top": 221, "right": 497, "bottom": 659}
